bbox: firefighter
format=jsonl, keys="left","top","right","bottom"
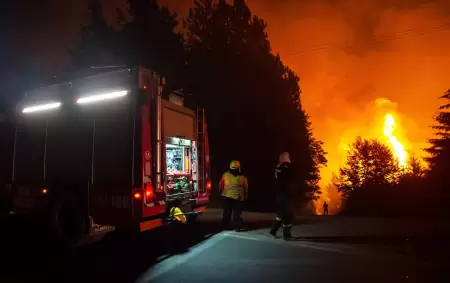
{"left": 219, "top": 160, "right": 248, "bottom": 232}
{"left": 269, "top": 152, "right": 294, "bottom": 240}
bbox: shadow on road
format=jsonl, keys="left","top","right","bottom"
{"left": 0, "top": 216, "right": 223, "bottom": 283}
{"left": 239, "top": 215, "right": 324, "bottom": 232}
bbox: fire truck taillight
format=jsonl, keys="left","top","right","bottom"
{"left": 134, "top": 192, "right": 142, "bottom": 200}
{"left": 206, "top": 180, "right": 212, "bottom": 191}
{"left": 145, "top": 183, "right": 154, "bottom": 200}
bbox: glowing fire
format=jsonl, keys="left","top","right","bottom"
{"left": 315, "top": 102, "right": 416, "bottom": 215}
{"left": 383, "top": 113, "right": 408, "bottom": 167}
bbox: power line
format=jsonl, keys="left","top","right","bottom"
{"left": 283, "top": 23, "right": 450, "bottom": 56}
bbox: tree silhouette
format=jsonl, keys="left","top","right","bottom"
{"left": 70, "top": 0, "right": 121, "bottom": 70}
{"left": 70, "top": 0, "right": 185, "bottom": 90}
{"left": 404, "top": 156, "right": 426, "bottom": 178}
{"left": 185, "top": 0, "right": 326, "bottom": 211}
{"left": 425, "top": 89, "right": 450, "bottom": 193}
{"left": 335, "top": 137, "right": 400, "bottom": 199}
{"left": 117, "top": 0, "right": 186, "bottom": 90}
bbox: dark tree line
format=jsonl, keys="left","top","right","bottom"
{"left": 70, "top": 0, "right": 327, "bottom": 212}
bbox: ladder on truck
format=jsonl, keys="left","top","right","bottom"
{"left": 196, "top": 108, "right": 206, "bottom": 195}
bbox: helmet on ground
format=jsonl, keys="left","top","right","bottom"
{"left": 229, "top": 160, "right": 241, "bottom": 170}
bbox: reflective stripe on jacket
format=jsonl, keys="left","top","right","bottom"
{"left": 220, "top": 172, "right": 248, "bottom": 201}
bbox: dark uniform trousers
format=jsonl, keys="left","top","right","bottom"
{"left": 270, "top": 196, "right": 294, "bottom": 238}
{"left": 222, "top": 197, "right": 243, "bottom": 230}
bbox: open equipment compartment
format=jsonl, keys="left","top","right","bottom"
{"left": 165, "top": 137, "right": 196, "bottom": 196}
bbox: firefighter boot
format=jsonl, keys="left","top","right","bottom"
{"left": 269, "top": 220, "right": 282, "bottom": 237}
{"left": 283, "top": 226, "right": 292, "bottom": 240}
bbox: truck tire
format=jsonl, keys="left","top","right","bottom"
{"left": 47, "top": 197, "right": 86, "bottom": 248}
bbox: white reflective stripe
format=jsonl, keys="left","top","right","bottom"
{"left": 283, "top": 224, "right": 292, "bottom": 228}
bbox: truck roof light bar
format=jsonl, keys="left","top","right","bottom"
{"left": 76, "top": 90, "right": 128, "bottom": 104}
{"left": 22, "top": 102, "right": 61, "bottom": 114}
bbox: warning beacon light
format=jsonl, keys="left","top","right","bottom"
{"left": 22, "top": 102, "right": 61, "bottom": 114}
{"left": 76, "top": 90, "right": 128, "bottom": 104}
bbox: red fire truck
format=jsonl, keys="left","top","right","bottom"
{"left": 6, "top": 67, "right": 211, "bottom": 246}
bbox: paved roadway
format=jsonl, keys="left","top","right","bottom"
{"left": 1, "top": 211, "right": 448, "bottom": 283}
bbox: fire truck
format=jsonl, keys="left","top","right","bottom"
{"left": 4, "top": 67, "right": 211, "bottom": 246}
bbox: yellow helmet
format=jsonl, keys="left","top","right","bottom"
{"left": 229, "top": 160, "right": 241, "bottom": 170}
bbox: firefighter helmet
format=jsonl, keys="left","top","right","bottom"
{"left": 229, "top": 160, "right": 241, "bottom": 170}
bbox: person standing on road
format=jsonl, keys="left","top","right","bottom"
{"left": 269, "top": 152, "right": 294, "bottom": 240}
{"left": 323, "top": 201, "right": 329, "bottom": 216}
{"left": 219, "top": 160, "right": 249, "bottom": 232}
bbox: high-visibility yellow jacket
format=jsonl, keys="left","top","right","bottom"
{"left": 219, "top": 172, "right": 248, "bottom": 201}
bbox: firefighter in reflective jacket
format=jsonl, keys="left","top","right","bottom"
{"left": 269, "top": 152, "right": 294, "bottom": 240}
{"left": 219, "top": 160, "right": 248, "bottom": 231}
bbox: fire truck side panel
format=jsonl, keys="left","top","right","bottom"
{"left": 0, "top": 116, "right": 14, "bottom": 212}
{"left": 88, "top": 97, "right": 137, "bottom": 228}
{"left": 12, "top": 69, "right": 141, "bottom": 229}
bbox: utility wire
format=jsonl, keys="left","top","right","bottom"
{"left": 283, "top": 23, "right": 450, "bottom": 56}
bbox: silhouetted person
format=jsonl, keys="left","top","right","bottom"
{"left": 323, "top": 201, "right": 329, "bottom": 216}
{"left": 269, "top": 152, "right": 294, "bottom": 240}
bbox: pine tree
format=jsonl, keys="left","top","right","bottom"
{"left": 425, "top": 90, "right": 450, "bottom": 192}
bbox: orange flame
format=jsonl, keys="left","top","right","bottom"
{"left": 383, "top": 113, "right": 408, "bottom": 167}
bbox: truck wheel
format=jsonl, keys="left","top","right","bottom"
{"left": 47, "top": 197, "right": 86, "bottom": 248}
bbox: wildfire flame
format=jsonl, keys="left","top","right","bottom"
{"left": 315, "top": 100, "right": 415, "bottom": 215}
{"left": 383, "top": 113, "right": 408, "bottom": 167}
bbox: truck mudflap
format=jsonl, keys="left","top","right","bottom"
{"left": 89, "top": 216, "right": 115, "bottom": 236}
{"left": 76, "top": 217, "right": 116, "bottom": 247}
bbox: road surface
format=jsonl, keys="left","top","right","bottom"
{"left": 1, "top": 210, "right": 448, "bottom": 283}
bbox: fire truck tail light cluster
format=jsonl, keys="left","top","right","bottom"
{"left": 145, "top": 183, "right": 154, "bottom": 200}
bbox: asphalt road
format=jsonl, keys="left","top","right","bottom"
{"left": 1, "top": 213, "right": 448, "bottom": 283}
